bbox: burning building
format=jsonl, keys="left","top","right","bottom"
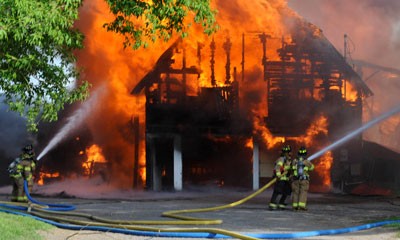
{"left": 35, "top": 0, "right": 400, "bottom": 195}
{"left": 130, "top": 15, "right": 372, "bottom": 191}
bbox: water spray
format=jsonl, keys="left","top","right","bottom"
{"left": 37, "top": 86, "right": 105, "bottom": 161}
{"left": 308, "top": 104, "right": 400, "bottom": 161}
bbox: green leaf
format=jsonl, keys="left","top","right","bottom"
{"left": 104, "top": 0, "right": 219, "bottom": 49}
{"left": 0, "top": 0, "right": 87, "bottom": 132}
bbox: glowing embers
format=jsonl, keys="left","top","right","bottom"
{"left": 82, "top": 144, "right": 108, "bottom": 178}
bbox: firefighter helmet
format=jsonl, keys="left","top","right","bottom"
{"left": 22, "top": 144, "right": 35, "bottom": 159}
{"left": 298, "top": 146, "right": 307, "bottom": 156}
{"left": 281, "top": 145, "right": 291, "bottom": 153}
{"left": 22, "top": 144, "right": 33, "bottom": 154}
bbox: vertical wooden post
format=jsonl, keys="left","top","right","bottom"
{"left": 133, "top": 116, "right": 140, "bottom": 188}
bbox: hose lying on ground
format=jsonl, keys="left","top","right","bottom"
{"left": 0, "top": 179, "right": 399, "bottom": 239}
{"left": 162, "top": 178, "right": 277, "bottom": 220}
{"left": 26, "top": 190, "right": 76, "bottom": 211}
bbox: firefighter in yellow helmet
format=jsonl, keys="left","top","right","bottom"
{"left": 269, "top": 145, "right": 292, "bottom": 210}
{"left": 8, "top": 144, "right": 36, "bottom": 202}
{"left": 291, "top": 146, "right": 314, "bottom": 211}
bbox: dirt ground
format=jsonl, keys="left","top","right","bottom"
{"left": 1, "top": 180, "right": 400, "bottom": 240}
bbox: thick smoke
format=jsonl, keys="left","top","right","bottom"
{"left": 288, "top": 0, "right": 400, "bottom": 69}
{"left": 0, "top": 101, "right": 31, "bottom": 158}
{"left": 0, "top": 101, "right": 33, "bottom": 186}
{"left": 288, "top": 0, "right": 400, "bottom": 152}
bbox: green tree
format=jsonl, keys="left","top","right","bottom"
{"left": 104, "top": 0, "right": 218, "bottom": 49}
{"left": 0, "top": 0, "right": 217, "bottom": 132}
{"left": 0, "top": 0, "right": 89, "bottom": 132}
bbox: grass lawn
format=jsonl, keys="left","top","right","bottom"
{"left": 0, "top": 211, "right": 54, "bottom": 240}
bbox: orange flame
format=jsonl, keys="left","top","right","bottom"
{"left": 290, "top": 115, "right": 328, "bottom": 146}
{"left": 253, "top": 117, "right": 285, "bottom": 149}
{"left": 344, "top": 81, "right": 359, "bottom": 102}
{"left": 289, "top": 115, "right": 332, "bottom": 191}
{"left": 245, "top": 138, "right": 253, "bottom": 149}
{"left": 82, "top": 144, "right": 107, "bottom": 177}
{"left": 37, "top": 172, "right": 60, "bottom": 186}
{"left": 312, "top": 151, "right": 333, "bottom": 192}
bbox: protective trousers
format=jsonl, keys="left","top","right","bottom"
{"left": 269, "top": 180, "right": 291, "bottom": 209}
{"left": 11, "top": 176, "right": 27, "bottom": 202}
{"left": 291, "top": 179, "right": 309, "bottom": 210}
{"left": 27, "top": 178, "right": 33, "bottom": 194}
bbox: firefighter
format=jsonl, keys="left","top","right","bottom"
{"left": 269, "top": 145, "right": 292, "bottom": 210}
{"left": 291, "top": 146, "right": 314, "bottom": 211}
{"left": 8, "top": 144, "right": 36, "bottom": 202}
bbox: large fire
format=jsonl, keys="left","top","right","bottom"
{"left": 72, "top": 0, "right": 290, "bottom": 188}
{"left": 44, "top": 0, "right": 369, "bottom": 190}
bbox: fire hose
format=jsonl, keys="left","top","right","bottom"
{"left": 0, "top": 180, "right": 278, "bottom": 240}
{"left": 1, "top": 179, "right": 400, "bottom": 239}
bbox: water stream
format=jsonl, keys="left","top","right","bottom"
{"left": 309, "top": 104, "right": 400, "bottom": 161}
{"left": 37, "top": 86, "right": 105, "bottom": 160}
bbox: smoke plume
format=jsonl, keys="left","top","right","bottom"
{"left": 288, "top": 0, "right": 400, "bottom": 153}
{"left": 288, "top": 0, "right": 400, "bottom": 68}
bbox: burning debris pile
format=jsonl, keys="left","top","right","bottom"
{"left": 37, "top": 0, "right": 397, "bottom": 194}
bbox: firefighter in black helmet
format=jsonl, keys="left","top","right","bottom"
{"left": 8, "top": 144, "right": 36, "bottom": 202}
{"left": 269, "top": 145, "right": 292, "bottom": 210}
{"left": 291, "top": 146, "right": 314, "bottom": 211}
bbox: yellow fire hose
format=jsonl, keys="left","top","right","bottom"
{"left": 162, "top": 178, "right": 277, "bottom": 220}
{"left": 32, "top": 206, "right": 223, "bottom": 225}
{"left": 27, "top": 210, "right": 261, "bottom": 240}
